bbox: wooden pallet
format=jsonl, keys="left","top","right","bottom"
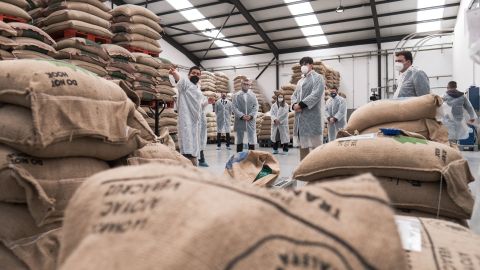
{"left": 50, "top": 29, "right": 111, "bottom": 44}
{"left": 0, "top": 14, "right": 27, "bottom": 23}
{"left": 123, "top": 46, "right": 159, "bottom": 57}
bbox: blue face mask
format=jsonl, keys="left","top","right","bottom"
{"left": 331, "top": 93, "right": 337, "bottom": 98}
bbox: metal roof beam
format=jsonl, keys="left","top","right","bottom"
{"left": 370, "top": 0, "right": 382, "bottom": 50}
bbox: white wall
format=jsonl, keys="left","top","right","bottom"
{"left": 202, "top": 37, "right": 453, "bottom": 109}
{"left": 158, "top": 39, "right": 195, "bottom": 68}
{"left": 453, "top": 0, "right": 480, "bottom": 91}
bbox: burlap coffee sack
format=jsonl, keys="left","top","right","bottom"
{"left": 0, "top": 105, "right": 144, "bottom": 160}
{"left": 113, "top": 15, "right": 162, "bottom": 33}
{"left": 111, "top": 79, "right": 140, "bottom": 107}
{"left": 11, "top": 37, "right": 56, "bottom": 54}
{"left": 8, "top": 22, "right": 55, "bottom": 46}
{"left": 111, "top": 22, "right": 160, "bottom": 40}
{"left": 0, "top": 59, "right": 149, "bottom": 146}
{"left": 101, "top": 43, "right": 135, "bottom": 61}
{"left": 116, "top": 41, "right": 161, "bottom": 54}
{"left": 107, "top": 66, "right": 136, "bottom": 81}
{"left": 345, "top": 94, "right": 442, "bottom": 133}
{"left": 395, "top": 209, "right": 468, "bottom": 227}
{"left": 359, "top": 119, "right": 449, "bottom": 144}
{"left": 128, "top": 109, "right": 156, "bottom": 143}
{"left": 131, "top": 52, "right": 161, "bottom": 68}
{"left": 157, "top": 85, "right": 175, "bottom": 96}
{"left": 128, "top": 143, "right": 191, "bottom": 166}
{"left": 133, "top": 62, "right": 158, "bottom": 77}
{"left": 224, "top": 151, "right": 280, "bottom": 187}
{"left": 0, "top": 144, "right": 109, "bottom": 226}
{"left": 48, "top": 0, "right": 110, "bottom": 13}
{"left": 3, "top": 0, "right": 29, "bottom": 9}
{"left": 0, "top": 35, "right": 17, "bottom": 49}
{"left": 57, "top": 168, "right": 406, "bottom": 270}
{"left": 0, "top": 21, "right": 17, "bottom": 37}
{"left": 0, "top": 2, "right": 32, "bottom": 20}
{"left": 43, "top": 2, "right": 112, "bottom": 20}
{"left": 56, "top": 37, "right": 110, "bottom": 60}
{"left": 398, "top": 217, "right": 480, "bottom": 269}
{"left": 0, "top": 242, "right": 28, "bottom": 270}
{"left": 66, "top": 59, "right": 108, "bottom": 76}
{"left": 12, "top": 49, "right": 53, "bottom": 59}
{"left": 42, "top": 9, "right": 111, "bottom": 29}
{"left": 55, "top": 47, "right": 109, "bottom": 67}
{"left": 0, "top": 48, "right": 15, "bottom": 59}
{"left": 157, "top": 127, "right": 176, "bottom": 150}
{"left": 293, "top": 133, "right": 475, "bottom": 215}
{"left": 44, "top": 20, "right": 114, "bottom": 39}
{"left": 159, "top": 117, "right": 177, "bottom": 127}
{"left": 112, "top": 33, "right": 159, "bottom": 47}
{"left": 110, "top": 4, "right": 159, "bottom": 23}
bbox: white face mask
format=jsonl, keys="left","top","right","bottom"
{"left": 301, "top": 65, "right": 309, "bottom": 74}
{"left": 394, "top": 62, "right": 404, "bottom": 72}
{"left": 278, "top": 98, "right": 284, "bottom": 102}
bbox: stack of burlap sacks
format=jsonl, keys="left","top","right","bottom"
{"left": 206, "top": 112, "right": 217, "bottom": 141}
{"left": 159, "top": 108, "right": 178, "bottom": 135}
{"left": 156, "top": 57, "right": 177, "bottom": 102}
{"left": 102, "top": 43, "right": 136, "bottom": 90}
{"left": 290, "top": 60, "right": 341, "bottom": 89}
{"left": 0, "top": 59, "right": 158, "bottom": 269}
{"left": 110, "top": 4, "right": 162, "bottom": 55}
{"left": 0, "top": 21, "right": 56, "bottom": 60}
{"left": 214, "top": 72, "right": 229, "bottom": 94}
{"left": 288, "top": 111, "right": 295, "bottom": 138}
{"left": 0, "top": 0, "right": 32, "bottom": 26}
{"left": 40, "top": 0, "right": 114, "bottom": 48}
{"left": 26, "top": 0, "right": 47, "bottom": 25}
{"left": 131, "top": 52, "right": 163, "bottom": 102}
{"left": 200, "top": 70, "right": 216, "bottom": 97}
{"left": 296, "top": 94, "right": 474, "bottom": 225}
{"left": 272, "top": 84, "right": 295, "bottom": 105}
{"left": 257, "top": 112, "right": 271, "bottom": 141}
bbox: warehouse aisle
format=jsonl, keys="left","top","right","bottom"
{"left": 202, "top": 145, "right": 480, "bottom": 234}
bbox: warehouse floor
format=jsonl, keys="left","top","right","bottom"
{"left": 202, "top": 145, "right": 480, "bottom": 234}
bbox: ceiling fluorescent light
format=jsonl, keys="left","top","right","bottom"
{"left": 307, "top": 36, "right": 328, "bottom": 46}
{"left": 294, "top": 14, "right": 319, "bottom": 26}
{"left": 287, "top": 2, "right": 314, "bottom": 15}
{"left": 165, "top": 0, "right": 192, "bottom": 10}
{"left": 416, "top": 0, "right": 445, "bottom": 32}
{"left": 301, "top": 25, "right": 324, "bottom": 36}
{"left": 222, "top": 47, "right": 242, "bottom": 56}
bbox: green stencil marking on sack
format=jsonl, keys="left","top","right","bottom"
{"left": 394, "top": 136, "right": 428, "bottom": 145}
{"left": 255, "top": 165, "right": 272, "bottom": 181}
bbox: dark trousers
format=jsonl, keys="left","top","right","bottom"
{"left": 236, "top": 144, "right": 254, "bottom": 153}
{"left": 273, "top": 141, "right": 289, "bottom": 152}
{"left": 198, "top": 150, "right": 205, "bottom": 163}
{"left": 217, "top": 133, "right": 231, "bottom": 147}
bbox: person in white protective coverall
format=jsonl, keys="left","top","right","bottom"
{"left": 291, "top": 56, "right": 325, "bottom": 161}
{"left": 232, "top": 78, "right": 258, "bottom": 153}
{"left": 198, "top": 95, "right": 210, "bottom": 167}
{"left": 325, "top": 86, "right": 347, "bottom": 142}
{"left": 270, "top": 94, "right": 290, "bottom": 155}
{"left": 169, "top": 66, "right": 203, "bottom": 166}
{"left": 393, "top": 50, "right": 430, "bottom": 98}
{"left": 215, "top": 93, "right": 234, "bottom": 150}
{"left": 442, "top": 81, "right": 477, "bottom": 143}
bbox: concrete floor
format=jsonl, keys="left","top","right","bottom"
{"left": 201, "top": 144, "right": 480, "bottom": 234}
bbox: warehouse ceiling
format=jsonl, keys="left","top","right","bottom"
{"left": 114, "top": 0, "right": 460, "bottom": 64}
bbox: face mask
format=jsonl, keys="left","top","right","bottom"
{"left": 278, "top": 98, "right": 284, "bottom": 102}
{"left": 222, "top": 96, "right": 226, "bottom": 99}
{"left": 189, "top": 76, "right": 199, "bottom": 85}
{"left": 394, "top": 62, "right": 404, "bottom": 72}
{"left": 330, "top": 93, "right": 337, "bottom": 98}
{"left": 301, "top": 65, "right": 309, "bottom": 74}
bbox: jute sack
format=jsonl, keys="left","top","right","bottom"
{"left": 12, "top": 49, "right": 53, "bottom": 59}
{"left": 127, "top": 143, "right": 191, "bottom": 167}
{"left": 67, "top": 59, "right": 108, "bottom": 77}
{"left": 127, "top": 109, "right": 156, "bottom": 143}
{"left": 58, "top": 167, "right": 407, "bottom": 270}
{"left": 356, "top": 119, "right": 449, "bottom": 144}
{"left": 55, "top": 47, "right": 109, "bottom": 67}
{"left": 160, "top": 108, "right": 177, "bottom": 118}
{"left": 42, "top": 9, "right": 111, "bottom": 29}
{"left": 398, "top": 217, "right": 480, "bottom": 269}
{"left": 0, "top": 35, "right": 17, "bottom": 49}
{"left": 11, "top": 37, "right": 56, "bottom": 54}
{"left": 116, "top": 41, "right": 161, "bottom": 54}
{"left": 159, "top": 117, "right": 177, "bottom": 127}
{"left": 3, "top": 0, "right": 29, "bottom": 9}
{"left": 157, "top": 127, "right": 176, "bottom": 150}
{"left": 112, "top": 79, "right": 140, "bottom": 107}
{"left": 157, "top": 85, "right": 175, "bottom": 96}
{"left": 0, "top": 2, "right": 32, "bottom": 20}
{"left": 108, "top": 58, "right": 136, "bottom": 73}
{"left": 345, "top": 94, "right": 442, "bottom": 133}
{"left": 0, "top": 59, "right": 148, "bottom": 146}
{"left": 0, "top": 242, "right": 28, "bottom": 270}
{"left": 113, "top": 15, "right": 163, "bottom": 33}
{"left": 258, "top": 130, "right": 270, "bottom": 136}
{"left": 0, "top": 21, "right": 17, "bottom": 36}
{"left": 133, "top": 62, "right": 158, "bottom": 77}
{"left": 395, "top": 209, "right": 468, "bottom": 227}
{"left": 44, "top": 20, "right": 114, "bottom": 39}
{"left": 224, "top": 150, "right": 280, "bottom": 187}
{"left": 43, "top": 2, "right": 112, "bottom": 21}
{"left": 293, "top": 133, "right": 475, "bottom": 215}
{"left": 111, "top": 22, "right": 161, "bottom": 40}
{"left": 0, "top": 105, "right": 144, "bottom": 160}
{"left": 101, "top": 43, "right": 135, "bottom": 61}
{"left": 8, "top": 22, "right": 55, "bottom": 46}
{"left": 48, "top": 0, "right": 110, "bottom": 13}
{"left": 131, "top": 52, "right": 161, "bottom": 68}
{"left": 55, "top": 37, "right": 110, "bottom": 60}
{"left": 0, "top": 48, "right": 15, "bottom": 60}
{"left": 0, "top": 144, "right": 110, "bottom": 226}
{"left": 112, "top": 33, "right": 159, "bottom": 48}
{"left": 110, "top": 4, "right": 159, "bottom": 22}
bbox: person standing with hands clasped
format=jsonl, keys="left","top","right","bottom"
{"left": 215, "top": 93, "right": 234, "bottom": 150}
{"left": 291, "top": 57, "right": 325, "bottom": 161}
{"left": 270, "top": 94, "right": 290, "bottom": 155}
{"left": 232, "top": 78, "right": 258, "bottom": 152}
{"left": 325, "top": 86, "right": 347, "bottom": 142}
{"left": 169, "top": 66, "right": 203, "bottom": 166}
